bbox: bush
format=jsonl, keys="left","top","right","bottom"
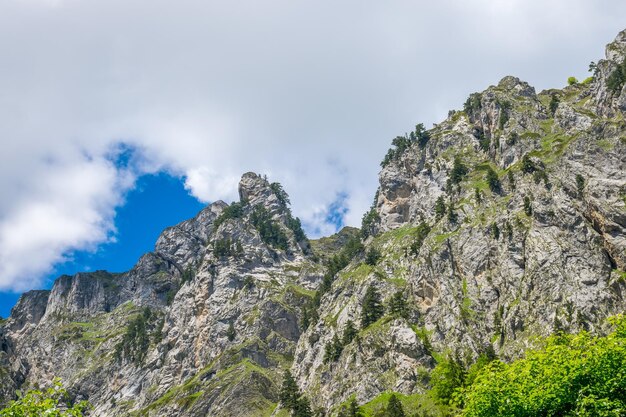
{"left": 606, "top": 57, "right": 626, "bottom": 94}
{"left": 450, "top": 156, "right": 469, "bottom": 185}
{"left": 463, "top": 93, "right": 482, "bottom": 114}
{"left": 409, "top": 222, "right": 431, "bottom": 256}
{"left": 432, "top": 354, "right": 466, "bottom": 405}
{"left": 0, "top": 379, "right": 90, "bottom": 416}
{"left": 461, "top": 315, "right": 626, "bottom": 417}
{"left": 361, "top": 207, "right": 380, "bottom": 239}
{"left": 485, "top": 167, "right": 501, "bottom": 193}
{"left": 435, "top": 196, "right": 446, "bottom": 220}
{"left": 521, "top": 154, "right": 536, "bottom": 174}
{"left": 567, "top": 76, "right": 579, "bottom": 85}
{"left": 250, "top": 206, "right": 289, "bottom": 250}
{"left": 365, "top": 247, "right": 382, "bottom": 266}
{"left": 576, "top": 174, "right": 585, "bottom": 195}
{"left": 213, "top": 201, "right": 246, "bottom": 229}
{"left": 115, "top": 307, "right": 153, "bottom": 364}
{"left": 523, "top": 196, "right": 533, "bottom": 216}
{"left": 270, "top": 182, "right": 290, "bottom": 206}
{"left": 549, "top": 94, "right": 559, "bottom": 116}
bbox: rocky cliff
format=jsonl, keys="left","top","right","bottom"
{"left": 1, "top": 29, "right": 625, "bottom": 417}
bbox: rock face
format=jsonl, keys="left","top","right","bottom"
{"left": 1, "top": 30, "right": 626, "bottom": 417}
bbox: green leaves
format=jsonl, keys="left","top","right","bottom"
{"left": 0, "top": 379, "right": 90, "bottom": 416}
{"left": 461, "top": 315, "right": 626, "bottom": 417}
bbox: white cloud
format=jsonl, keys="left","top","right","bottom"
{"left": 0, "top": 0, "right": 625, "bottom": 290}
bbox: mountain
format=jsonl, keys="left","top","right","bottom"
{"left": 1, "top": 28, "right": 626, "bottom": 417}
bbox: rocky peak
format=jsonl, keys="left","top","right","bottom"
{"left": 238, "top": 172, "right": 272, "bottom": 205}
{"left": 496, "top": 76, "right": 537, "bottom": 98}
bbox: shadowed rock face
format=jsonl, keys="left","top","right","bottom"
{"left": 1, "top": 29, "right": 625, "bottom": 417}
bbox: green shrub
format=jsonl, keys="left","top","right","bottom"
{"left": 431, "top": 354, "right": 466, "bottom": 405}
{"left": 463, "top": 93, "right": 482, "bottom": 114}
{"left": 450, "top": 156, "right": 469, "bottom": 185}
{"left": 361, "top": 207, "right": 380, "bottom": 239}
{"left": 115, "top": 308, "right": 152, "bottom": 364}
{"left": 606, "top": 57, "right": 626, "bottom": 94}
{"left": 270, "top": 182, "right": 290, "bottom": 206}
{"left": 213, "top": 201, "right": 246, "bottom": 229}
{"left": 388, "top": 290, "right": 409, "bottom": 319}
{"left": 365, "top": 247, "right": 382, "bottom": 266}
{"left": 250, "top": 206, "right": 289, "bottom": 250}
{"left": 461, "top": 315, "right": 626, "bottom": 417}
{"left": 549, "top": 94, "right": 559, "bottom": 116}
{"left": 521, "top": 154, "right": 537, "bottom": 174}
{"left": 567, "top": 76, "right": 578, "bottom": 85}
{"left": 576, "top": 174, "right": 585, "bottom": 195}
{"left": 523, "top": 196, "right": 533, "bottom": 216}
{"left": 435, "top": 196, "right": 446, "bottom": 220}
{"left": 409, "top": 222, "right": 431, "bottom": 256}
{"left": 0, "top": 379, "right": 90, "bottom": 416}
{"left": 485, "top": 167, "right": 501, "bottom": 193}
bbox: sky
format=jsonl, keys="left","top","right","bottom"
{"left": 0, "top": 0, "right": 625, "bottom": 317}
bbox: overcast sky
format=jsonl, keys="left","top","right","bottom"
{"left": 0, "top": 0, "right": 625, "bottom": 293}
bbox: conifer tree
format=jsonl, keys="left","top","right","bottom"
{"left": 279, "top": 370, "right": 300, "bottom": 410}
{"left": 386, "top": 394, "right": 405, "bottom": 417}
{"left": 435, "top": 196, "right": 446, "bottom": 221}
{"left": 226, "top": 320, "right": 236, "bottom": 341}
{"left": 361, "top": 285, "right": 384, "bottom": 329}
{"left": 342, "top": 320, "right": 358, "bottom": 345}
{"left": 388, "top": 290, "right": 408, "bottom": 319}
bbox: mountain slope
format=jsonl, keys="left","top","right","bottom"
{"left": 1, "top": 28, "right": 626, "bottom": 417}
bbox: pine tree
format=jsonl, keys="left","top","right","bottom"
{"left": 294, "top": 396, "right": 313, "bottom": 417}
{"left": 388, "top": 290, "right": 408, "bottom": 319}
{"left": 386, "top": 394, "right": 405, "bottom": 417}
{"left": 342, "top": 320, "right": 358, "bottom": 345}
{"left": 279, "top": 370, "right": 300, "bottom": 410}
{"left": 361, "top": 285, "right": 384, "bottom": 329}
{"left": 435, "top": 196, "right": 446, "bottom": 220}
{"left": 226, "top": 320, "right": 236, "bottom": 342}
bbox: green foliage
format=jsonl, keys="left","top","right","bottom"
{"left": 532, "top": 169, "right": 548, "bottom": 187}
{"left": 450, "top": 156, "right": 468, "bottom": 185}
{"left": 361, "top": 285, "right": 384, "bottom": 329}
{"left": 279, "top": 370, "right": 312, "bottom": 416}
{"left": 576, "top": 174, "right": 585, "bottom": 195}
{"left": 606, "top": 57, "right": 626, "bottom": 94}
{"left": 477, "top": 130, "right": 490, "bottom": 153}
{"left": 0, "top": 379, "right": 90, "bottom": 416}
{"left": 380, "top": 124, "right": 429, "bottom": 167}
{"left": 485, "top": 167, "right": 501, "bottom": 193}
{"left": 521, "top": 154, "right": 536, "bottom": 174}
{"left": 474, "top": 188, "right": 482, "bottom": 204}
{"left": 226, "top": 321, "right": 236, "bottom": 342}
{"left": 270, "top": 182, "right": 291, "bottom": 206}
{"left": 388, "top": 290, "right": 409, "bottom": 319}
{"left": 115, "top": 307, "right": 152, "bottom": 364}
{"left": 213, "top": 200, "right": 246, "bottom": 229}
{"left": 461, "top": 315, "right": 626, "bottom": 417}
{"left": 435, "top": 196, "right": 446, "bottom": 221}
{"left": 567, "top": 76, "right": 578, "bottom": 85}
{"left": 365, "top": 247, "right": 382, "bottom": 266}
{"left": 279, "top": 370, "right": 300, "bottom": 410}
{"left": 338, "top": 398, "right": 363, "bottom": 417}
{"left": 415, "top": 123, "right": 431, "bottom": 149}
{"left": 409, "top": 222, "right": 431, "bottom": 256}
{"left": 286, "top": 215, "right": 307, "bottom": 243}
{"left": 213, "top": 237, "right": 242, "bottom": 257}
{"left": 431, "top": 355, "right": 466, "bottom": 406}
{"left": 497, "top": 100, "right": 511, "bottom": 130}
{"left": 250, "top": 206, "right": 289, "bottom": 250}
{"left": 361, "top": 207, "right": 380, "bottom": 239}
{"left": 549, "top": 94, "right": 560, "bottom": 116}
{"left": 523, "top": 196, "right": 533, "bottom": 216}
{"left": 342, "top": 320, "right": 358, "bottom": 346}
{"left": 463, "top": 93, "right": 482, "bottom": 114}
{"left": 447, "top": 204, "right": 458, "bottom": 224}
{"left": 385, "top": 394, "right": 406, "bottom": 417}
{"left": 490, "top": 223, "right": 500, "bottom": 240}
{"left": 324, "top": 333, "right": 343, "bottom": 364}
{"left": 507, "top": 170, "right": 515, "bottom": 190}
